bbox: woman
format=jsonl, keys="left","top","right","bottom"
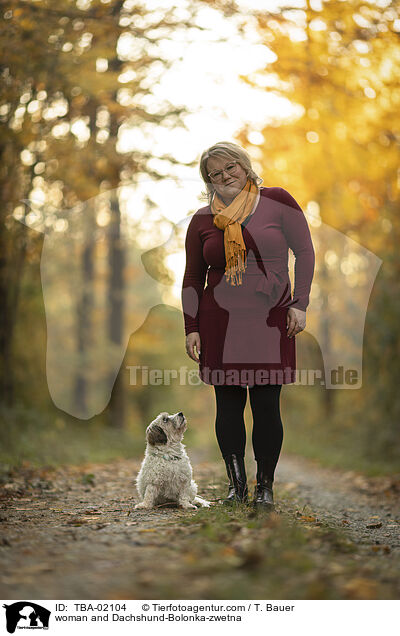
{"left": 181, "top": 141, "right": 315, "bottom": 510}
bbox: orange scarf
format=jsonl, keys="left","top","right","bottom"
{"left": 211, "top": 178, "right": 259, "bottom": 286}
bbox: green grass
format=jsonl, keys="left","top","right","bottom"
{"left": 0, "top": 403, "right": 144, "bottom": 469}
{"left": 283, "top": 423, "right": 400, "bottom": 477}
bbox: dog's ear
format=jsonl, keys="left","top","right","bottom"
{"left": 147, "top": 424, "right": 168, "bottom": 446}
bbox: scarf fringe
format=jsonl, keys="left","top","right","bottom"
{"left": 225, "top": 248, "right": 247, "bottom": 286}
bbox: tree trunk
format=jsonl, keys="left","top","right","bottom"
{"left": 73, "top": 229, "right": 95, "bottom": 417}
{"left": 107, "top": 191, "right": 125, "bottom": 428}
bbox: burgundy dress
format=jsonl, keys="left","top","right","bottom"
{"left": 181, "top": 186, "right": 315, "bottom": 386}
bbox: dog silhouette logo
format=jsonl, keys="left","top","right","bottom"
{"left": 3, "top": 602, "right": 51, "bottom": 633}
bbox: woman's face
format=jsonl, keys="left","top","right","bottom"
{"left": 206, "top": 155, "right": 248, "bottom": 204}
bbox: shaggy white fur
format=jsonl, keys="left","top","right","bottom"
{"left": 134, "top": 411, "right": 211, "bottom": 510}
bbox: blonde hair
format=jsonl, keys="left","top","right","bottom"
{"left": 199, "top": 141, "right": 263, "bottom": 203}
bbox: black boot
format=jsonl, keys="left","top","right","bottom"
{"left": 253, "top": 459, "right": 275, "bottom": 511}
{"left": 222, "top": 453, "right": 248, "bottom": 504}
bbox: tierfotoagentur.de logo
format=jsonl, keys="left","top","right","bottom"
{"left": 2, "top": 602, "right": 51, "bottom": 633}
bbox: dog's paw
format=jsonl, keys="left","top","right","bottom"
{"left": 180, "top": 502, "right": 197, "bottom": 510}
{"left": 194, "top": 496, "right": 212, "bottom": 507}
{"left": 134, "top": 502, "right": 152, "bottom": 510}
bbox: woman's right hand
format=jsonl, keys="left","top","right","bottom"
{"left": 185, "top": 332, "right": 201, "bottom": 363}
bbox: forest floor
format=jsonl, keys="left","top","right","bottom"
{"left": 0, "top": 451, "right": 399, "bottom": 600}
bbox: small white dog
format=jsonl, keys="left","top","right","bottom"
{"left": 134, "top": 411, "right": 211, "bottom": 510}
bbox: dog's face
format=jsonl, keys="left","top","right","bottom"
{"left": 146, "top": 411, "right": 187, "bottom": 446}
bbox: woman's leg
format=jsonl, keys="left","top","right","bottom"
{"left": 214, "top": 384, "right": 249, "bottom": 503}
{"left": 214, "top": 384, "right": 248, "bottom": 457}
{"left": 248, "top": 384, "right": 283, "bottom": 481}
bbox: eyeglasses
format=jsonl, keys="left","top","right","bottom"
{"left": 207, "top": 161, "right": 240, "bottom": 182}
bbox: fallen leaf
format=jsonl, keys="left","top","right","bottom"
{"left": 283, "top": 482, "right": 298, "bottom": 491}
{"left": 343, "top": 577, "right": 377, "bottom": 600}
{"left": 220, "top": 546, "right": 236, "bottom": 557}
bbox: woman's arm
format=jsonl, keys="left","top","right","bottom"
{"left": 181, "top": 212, "right": 208, "bottom": 336}
{"left": 278, "top": 187, "right": 315, "bottom": 312}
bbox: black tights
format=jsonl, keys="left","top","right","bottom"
{"left": 214, "top": 384, "right": 283, "bottom": 481}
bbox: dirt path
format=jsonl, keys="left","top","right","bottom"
{"left": 276, "top": 454, "right": 400, "bottom": 550}
{"left": 0, "top": 453, "right": 399, "bottom": 600}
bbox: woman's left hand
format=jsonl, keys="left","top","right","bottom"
{"left": 286, "top": 307, "right": 306, "bottom": 338}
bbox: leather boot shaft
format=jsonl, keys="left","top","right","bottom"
{"left": 222, "top": 453, "right": 248, "bottom": 504}
{"left": 253, "top": 458, "right": 275, "bottom": 510}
